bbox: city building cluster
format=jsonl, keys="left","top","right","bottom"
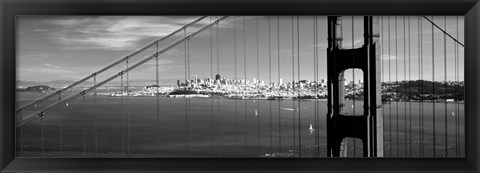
{"left": 173, "top": 74, "right": 329, "bottom": 99}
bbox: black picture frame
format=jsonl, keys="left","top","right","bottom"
{"left": 1, "top": 0, "right": 479, "bottom": 172}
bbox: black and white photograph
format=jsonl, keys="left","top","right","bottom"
{"left": 15, "top": 15, "right": 465, "bottom": 158}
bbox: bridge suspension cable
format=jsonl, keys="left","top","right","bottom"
{"left": 16, "top": 16, "right": 228, "bottom": 128}
{"left": 422, "top": 16, "right": 464, "bottom": 47}
{"left": 15, "top": 16, "right": 208, "bottom": 116}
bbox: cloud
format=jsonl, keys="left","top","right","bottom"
{"left": 43, "top": 63, "right": 63, "bottom": 69}
{"left": 39, "top": 16, "right": 206, "bottom": 51}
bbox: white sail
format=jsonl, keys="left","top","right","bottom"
{"left": 280, "top": 108, "right": 295, "bottom": 111}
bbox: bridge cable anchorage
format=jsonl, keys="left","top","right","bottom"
{"left": 431, "top": 16, "right": 436, "bottom": 158}
{"left": 15, "top": 16, "right": 229, "bottom": 128}
{"left": 422, "top": 16, "right": 464, "bottom": 47}
{"left": 291, "top": 16, "right": 296, "bottom": 156}
{"left": 297, "top": 16, "right": 302, "bottom": 157}
{"left": 15, "top": 16, "right": 208, "bottom": 116}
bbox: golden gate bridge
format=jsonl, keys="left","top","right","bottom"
{"left": 15, "top": 16, "right": 464, "bottom": 158}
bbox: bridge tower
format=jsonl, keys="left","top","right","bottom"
{"left": 326, "top": 16, "right": 383, "bottom": 157}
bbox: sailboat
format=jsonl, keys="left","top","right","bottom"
{"left": 309, "top": 124, "right": 315, "bottom": 134}
{"left": 280, "top": 108, "right": 295, "bottom": 111}
{"left": 255, "top": 110, "right": 258, "bottom": 116}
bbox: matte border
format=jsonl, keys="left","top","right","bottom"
{"left": 1, "top": 0, "right": 479, "bottom": 172}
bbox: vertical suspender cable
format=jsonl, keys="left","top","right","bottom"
{"left": 187, "top": 34, "right": 192, "bottom": 157}
{"left": 380, "top": 16, "right": 385, "bottom": 156}
{"left": 126, "top": 59, "right": 130, "bottom": 155}
{"left": 183, "top": 27, "right": 188, "bottom": 157}
{"left": 388, "top": 16, "right": 392, "bottom": 157}
{"left": 431, "top": 16, "right": 436, "bottom": 157}
{"left": 121, "top": 74, "right": 124, "bottom": 156}
{"left": 454, "top": 16, "right": 460, "bottom": 157}
{"left": 456, "top": 16, "right": 460, "bottom": 157}
{"left": 83, "top": 94, "right": 86, "bottom": 157}
{"left": 211, "top": 17, "right": 214, "bottom": 79}
{"left": 352, "top": 16, "right": 356, "bottom": 157}
{"left": 444, "top": 16, "right": 448, "bottom": 157}
{"left": 94, "top": 76, "right": 97, "bottom": 156}
{"left": 60, "top": 94, "right": 63, "bottom": 152}
{"left": 41, "top": 115, "right": 44, "bottom": 156}
{"left": 315, "top": 16, "right": 320, "bottom": 157}
{"left": 216, "top": 20, "right": 222, "bottom": 157}
{"left": 234, "top": 16, "right": 238, "bottom": 148}
{"left": 277, "top": 16, "right": 282, "bottom": 154}
{"left": 408, "top": 16, "right": 412, "bottom": 157}
{"left": 313, "top": 16, "right": 317, "bottom": 157}
{"left": 268, "top": 16, "right": 273, "bottom": 155}
{"left": 210, "top": 17, "right": 215, "bottom": 155}
{"left": 291, "top": 16, "right": 296, "bottom": 156}
{"left": 420, "top": 16, "right": 424, "bottom": 157}
{"left": 156, "top": 41, "right": 160, "bottom": 155}
{"left": 297, "top": 16, "right": 302, "bottom": 157}
{"left": 395, "top": 16, "right": 399, "bottom": 157}
{"left": 256, "top": 16, "right": 261, "bottom": 156}
{"left": 417, "top": 17, "right": 421, "bottom": 157}
{"left": 244, "top": 16, "right": 248, "bottom": 151}
{"left": 403, "top": 16, "right": 407, "bottom": 157}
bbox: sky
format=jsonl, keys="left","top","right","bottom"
{"left": 17, "top": 16, "right": 464, "bottom": 85}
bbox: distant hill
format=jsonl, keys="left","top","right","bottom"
{"left": 17, "top": 79, "right": 178, "bottom": 89}
{"left": 16, "top": 85, "right": 56, "bottom": 93}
